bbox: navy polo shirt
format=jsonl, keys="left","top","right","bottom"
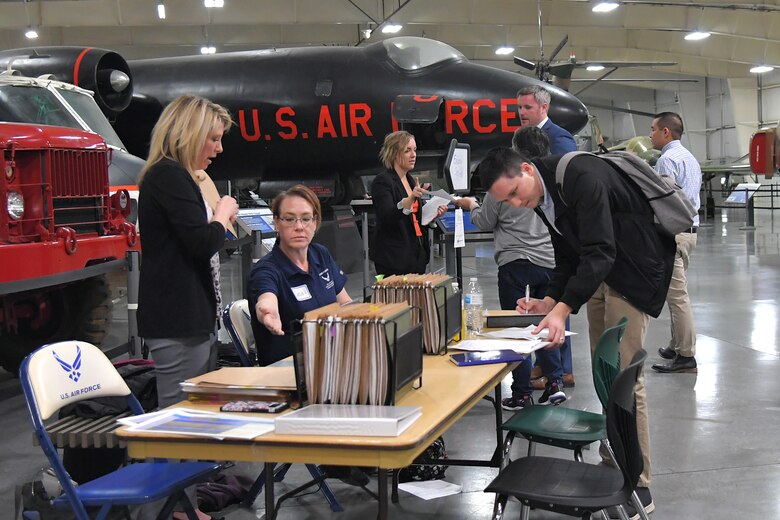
{"left": 247, "top": 241, "right": 347, "bottom": 366}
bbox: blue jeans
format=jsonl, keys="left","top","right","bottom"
{"left": 498, "top": 260, "right": 564, "bottom": 397}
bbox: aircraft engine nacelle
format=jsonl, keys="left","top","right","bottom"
{"left": 0, "top": 47, "right": 133, "bottom": 118}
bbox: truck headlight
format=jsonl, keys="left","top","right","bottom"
{"left": 7, "top": 190, "right": 24, "bottom": 220}
{"left": 110, "top": 189, "right": 131, "bottom": 217}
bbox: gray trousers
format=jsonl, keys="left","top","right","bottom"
{"left": 135, "top": 333, "right": 217, "bottom": 518}
{"left": 146, "top": 333, "right": 217, "bottom": 408}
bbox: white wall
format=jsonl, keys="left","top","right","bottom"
{"left": 574, "top": 71, "right": 780, "bottom": 166}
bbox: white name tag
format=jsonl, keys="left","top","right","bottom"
{"left": 291, "top": 284, "right": 312, "bottom": 301}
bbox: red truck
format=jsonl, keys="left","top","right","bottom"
{"left": 0, "top": 122, "right": 138, "bottom": 374}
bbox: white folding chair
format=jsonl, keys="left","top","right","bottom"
{"left": 20, "top": 340, "right": 222, "bottom": 520}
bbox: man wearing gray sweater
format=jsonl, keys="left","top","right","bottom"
{"left": 455, "top": 127, "right": 566, "bottom": 410}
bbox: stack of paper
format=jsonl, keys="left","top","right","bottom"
{"left": 274, "top": 404, "right": 422, "bottom": 437}
{"left": 120, "top": 408, "right": 274, "bottom": 440}
{"left": 181, "top": 366, "right": 297, "bottom": 402}
{"left": 301, "top": 302, "right": 417, "bottom": 405}
{"left": 371, "top": 273, "right": 452, "bottom": 354}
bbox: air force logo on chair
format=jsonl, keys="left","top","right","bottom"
{"left": 53, "top": 345, "right": 82, "bottom": 382}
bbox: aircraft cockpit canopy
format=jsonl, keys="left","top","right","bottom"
{"left": 383, "top": 37, "right": 465, "bottom": 71}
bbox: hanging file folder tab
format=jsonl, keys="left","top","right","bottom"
{"left": 371, "top": 273, "right": 461, "bottom": 355}
{"left": 291, "top": 302, "right": 423, "bottom": 407}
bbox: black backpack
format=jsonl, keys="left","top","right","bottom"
{"left": 555, "top": 151, "right": 697, "bottom": 236}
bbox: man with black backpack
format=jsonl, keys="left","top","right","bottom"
{"left": 650, "top": 112, "right": 702, "bottom": 374}
{"left": 478, "top": 147, "right": 676, "bottom": 519}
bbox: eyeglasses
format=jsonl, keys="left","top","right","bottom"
{"left": 276, "top": 216, "right": 317, "bottom": 227}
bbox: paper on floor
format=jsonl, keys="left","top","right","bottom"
{"left": 397, "top": 479, "right": 462, "bottom": 500}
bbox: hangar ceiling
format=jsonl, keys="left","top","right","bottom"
{"left": 0, "top": 0, "right": 778, "bottom": 90}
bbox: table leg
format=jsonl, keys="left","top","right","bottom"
{"left": 377, "top": 467, "right": 388, "bottom": 520}
{"left": 491, "top": 385, "right": 505, "bottom": 465}
{"left": 391, "top": 469, "right": 399, "bottom": 503}
{"left": 264, "top": 462, "right": 275, "bottom": 520}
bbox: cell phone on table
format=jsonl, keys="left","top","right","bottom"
{"left": 219, "top": 401, "right": 289, "bottom": 413}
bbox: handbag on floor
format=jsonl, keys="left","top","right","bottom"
{"left": 398, "top": 436, "right": 448, "bottom": 482}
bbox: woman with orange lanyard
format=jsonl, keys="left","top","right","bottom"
{"left": 371, "top": 131, "right": 447, "bottom": 275}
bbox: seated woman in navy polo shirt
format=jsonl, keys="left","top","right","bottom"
{"left": 247, "top": 185, "right": 352, "bottom": 366}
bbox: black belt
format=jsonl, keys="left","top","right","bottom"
{"left": 684, "top": 227, "right": 697, "bottom": 234}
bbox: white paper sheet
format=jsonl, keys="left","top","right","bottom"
{"left": 449, "top": 338, "right": 548, "bottom": 355}
{"left": 397, "top": 480, "right": 462, "bottom": 500}
{"left": 480, "top": 325, "right": 577, "bottom": 340}
{"left": 453, "top": 207, "right": 465, "bottom": 248}
{"left": 421, "top": 195, "right": 452, "bottom": 225}
{"left": 422, "top": 188, "right": 457, "bottom": 202}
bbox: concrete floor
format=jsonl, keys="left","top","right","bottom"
{"left": 2, "top": 207, "right": 780, "bottom": 519}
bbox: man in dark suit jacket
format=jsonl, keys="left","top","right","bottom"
{"left": 479, "top": 147, "right": 675, "bottom": 518}
{"left": 517, "top": 85, "right": 577, "bottom": 155}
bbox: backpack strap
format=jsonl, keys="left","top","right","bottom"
{"left": 554, "top": 151, "right": 592, "bottom": 205}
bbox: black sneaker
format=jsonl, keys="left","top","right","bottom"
{"left": 606, "top": 487, "right": 654, "bottom": 519}
{"left": 538, "top": 381, "right": 566, "bottom": 405}
{"left": 501, "top": 394, "right": 533, "bottom": 411}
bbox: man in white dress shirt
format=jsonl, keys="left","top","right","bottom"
{"left": 650, "top": 111, "right": 701, "bottom": 373}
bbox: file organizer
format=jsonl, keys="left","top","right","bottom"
{"left": 290, "top": 302, "right": 423, "bottom": 406}
{"left": 370, "top": 274, "right": 462, "bottom": 355}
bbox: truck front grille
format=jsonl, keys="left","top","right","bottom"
{"left": 49, "top": 149, "right": 108, "bottom": 235}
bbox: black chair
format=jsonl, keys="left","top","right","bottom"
{"left": 485, "top": 349, "right": 648, "bottom": 520}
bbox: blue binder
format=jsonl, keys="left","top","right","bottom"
{"left": 449, "top": 350, "right": 525, "bottom": 367}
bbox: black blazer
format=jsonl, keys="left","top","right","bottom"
{"left": 370, "top": 169, "right": 429, "bottom": 275}
{"left": 532, "top": 154, "right": 676, "bottom": 318}
{"left": 137, "top": 159, "right": 226, "bottom": 338}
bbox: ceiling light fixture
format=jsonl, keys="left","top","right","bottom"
{"left": 750, "top": 65, "right": 773, "bottom": 74}
{"left": 200, "top": 45, "right": 217, "bottom": 54}
{"left": 495, "top": 46, "right": 514, "bottom": 55}
{"left": 157, "top": 1, "right": 166, "bottom": 19}
{"left": 684, "top": 31, "right": 710, "bottom": 41}
{"left": 592, "top": 2, "right": 619, "bottom": 13}
{"left": 381, "top": 23, "right": 403, "bottom": 34}
{"left": 586, "top": 65, "right": 605, "bottom": 71}
{"left": 204, "top": 0, "right": 224, "bottom": 7}
{"left": 24, "top": 27, "right": 38, "bottom": 39}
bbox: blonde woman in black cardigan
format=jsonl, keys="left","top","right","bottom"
{"left": 371, "top": 131, "right": 447, "bottom": 275}
{"left": 137, "top": 95, "right": 237, "bottom": 520}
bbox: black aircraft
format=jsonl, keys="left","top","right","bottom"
{"left": 0, "top": 37, "right": 588, "bottom": 200}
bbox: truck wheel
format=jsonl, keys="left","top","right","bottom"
{"left": 0, "top": 275, "right": 113, "bottom": 375}
{"left": 71, "top": 275, "right": 113, "bottom": 346}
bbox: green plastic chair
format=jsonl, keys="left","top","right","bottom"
{"left": 498, "top": 316, "right": 628, "bottom": 467}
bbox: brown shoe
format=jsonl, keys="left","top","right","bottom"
{"left": 530, "top": 365, "right": 543, "bottom": 380}
{"left": 563, "top": 373, "right": 575, "bottom": 387}
{"left": 531, "top": 376, "right": 548, "bottom": 390}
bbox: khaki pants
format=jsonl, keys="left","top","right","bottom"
{"left": 587, "top": 283, "right": 652, "bottom": 487}
{"left": 667, "top": 232, "right": 697, "bottom": 357}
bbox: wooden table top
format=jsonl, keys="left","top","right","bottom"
{"left": 118, "top": 354, "right": 515, "bottom": 468}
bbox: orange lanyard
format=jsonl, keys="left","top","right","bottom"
{"left": 411, "top": 199, "right": 422, "bottom": 237}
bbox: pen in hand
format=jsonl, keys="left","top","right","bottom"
{"left": 524, "top": 284, "right": 530, "bottom": 314}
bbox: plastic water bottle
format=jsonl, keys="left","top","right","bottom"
{"left": 464, "top": 277, "right": 484, "bottom": 337}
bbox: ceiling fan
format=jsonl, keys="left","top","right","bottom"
{"left": 513, "top": 0, "right": 677, "bottom": 91}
